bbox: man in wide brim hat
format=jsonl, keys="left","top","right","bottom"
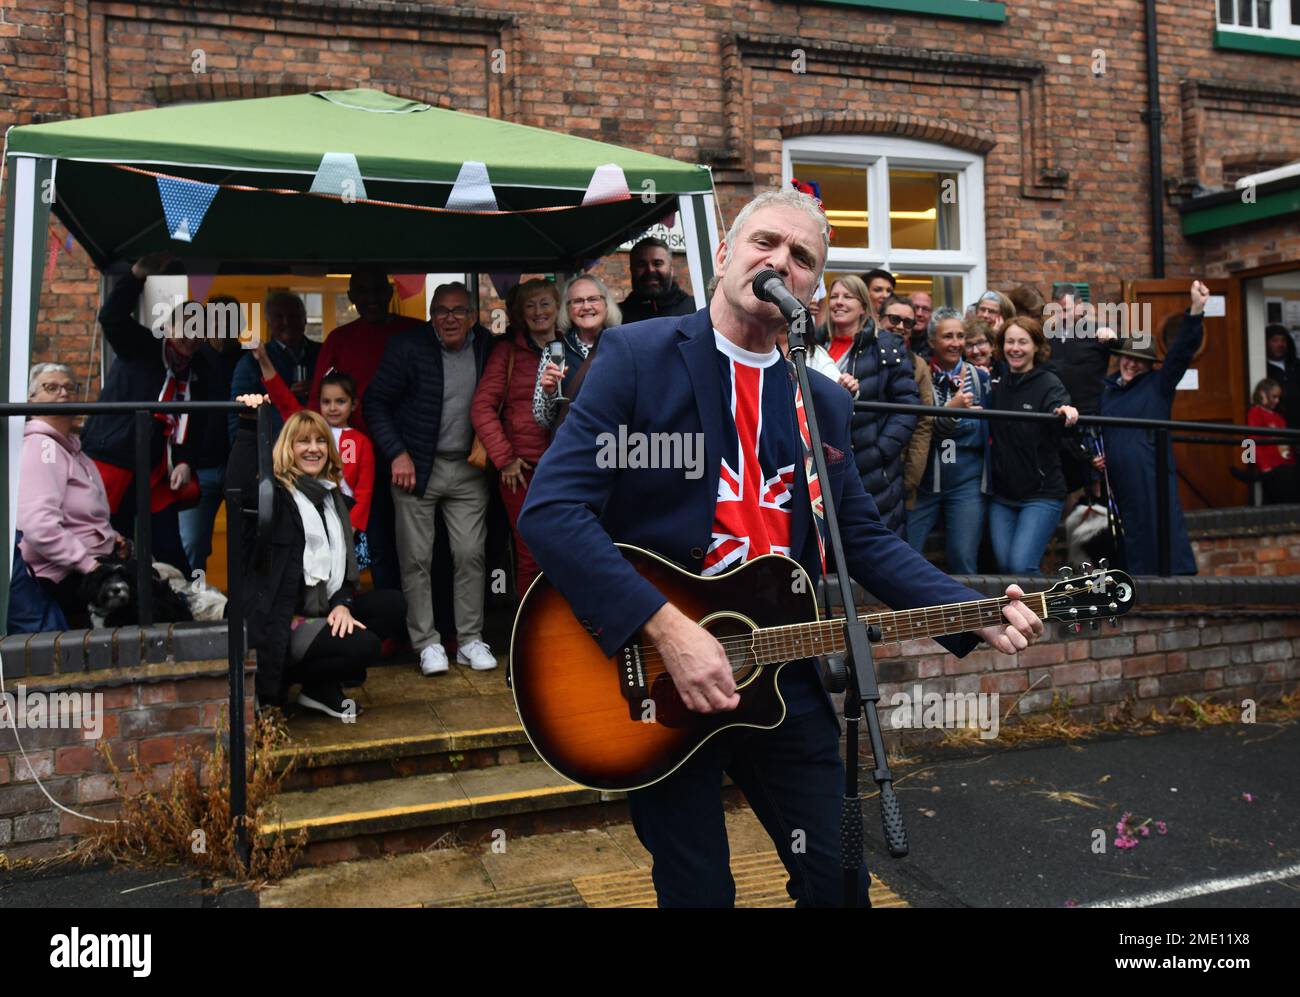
{"left": 1096, "top": 281, "right": 1210, "bottom": 576}
{"left": 1110, "top": 340, "right": 1160, "bottom": 364}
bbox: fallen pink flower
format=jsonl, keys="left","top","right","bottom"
{"left": 1156, "top": 821, "right": 1168, "bottom": 835}
{"left": 1242, "top": 793, "right": 1255, "bottom": 804}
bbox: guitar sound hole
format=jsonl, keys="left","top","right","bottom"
{"left": 701, "top": 613, "right": 760, "bottom": 688}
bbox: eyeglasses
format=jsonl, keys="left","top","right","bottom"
{"left": 976, "top": 305, "right": 1001, "bottom": 317}
{"left": 432, "top": 306, "right": 471, "bottom": 319}
{"left": 567, "top": 295, "right": 604, "bottom": 308}
{"left": 882, "top": 314, "right": 915, "bottom": 330}
{"left": 40, "top": 382, "right": 79, "bottom": 396}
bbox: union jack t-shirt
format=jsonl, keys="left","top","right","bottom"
{"left": 702, "top": 332, "right": 800, "bottom": 577}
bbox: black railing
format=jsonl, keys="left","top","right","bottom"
{"left": 853, "top": 400, "right": 1300, "bottom": 576}
{"left": 4, "top": 399, "right": 273, "bottom": 867}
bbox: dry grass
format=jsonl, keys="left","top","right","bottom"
{"left": 930, "top": 689, "right": 1300, "bottom": 750}
{"left": 72, "top": 711, "right": 307, "bottom": 882}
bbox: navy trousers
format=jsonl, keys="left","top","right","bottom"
{"left": 627, "top": 701, "right": 872, "bottom": 908}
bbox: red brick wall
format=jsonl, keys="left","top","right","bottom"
{"left": 872, "top": 611, "right": 1300, "bottom": 735}
{"left": 4, "top": 0, "right": 1300, "bottom": 389}
{"left": 1193, "top": 532, "right": 1300, "bottom": 576}
{"left": 0, "top": 669, "right": 252, "bottom": 862}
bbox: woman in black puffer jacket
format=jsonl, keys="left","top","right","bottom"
{"left": 832, "top": 287, "right": 920, "bottom": 534}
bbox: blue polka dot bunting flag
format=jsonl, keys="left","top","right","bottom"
{"left": 156, "top": 176, "right": 219, "bottom": 243}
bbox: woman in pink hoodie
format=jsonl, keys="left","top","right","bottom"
{"left": 18, "top": 364, "right": 130, "bottom": 628}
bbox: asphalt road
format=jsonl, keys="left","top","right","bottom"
{"left": 3, "top": 721, "right": 1294, "bottom": 911}
{"left": 863, "top": 719, "right": 1300, "bottom": 908}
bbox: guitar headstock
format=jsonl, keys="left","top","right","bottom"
{"left": 1041, "top": 560, "right": 1136, "bottom": 633}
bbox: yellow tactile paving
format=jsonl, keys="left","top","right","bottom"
{"left": 572, "top": 851, "right": 910, "bottom": 908}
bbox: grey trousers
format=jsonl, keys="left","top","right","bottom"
{"left": 392, "top": 457, "right": 489, "bottom": 649}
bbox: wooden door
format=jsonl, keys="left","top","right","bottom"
{"left": 1123, "top": 278, "right": 1247, "bottom": 510}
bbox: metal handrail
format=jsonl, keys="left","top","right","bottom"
{"left": 852, "top": 399, "right": 1300, "bottom": 575}
{"left": 851, "top": 399, "right": 1300, "bottom": 439}
{"left": 6, "top": 399, "right": 272, "bottom": 867}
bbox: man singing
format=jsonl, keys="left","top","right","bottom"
{"left": 517, "top": 188, "right": 1042, "bottom": 907}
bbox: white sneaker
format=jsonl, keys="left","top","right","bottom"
{"left": 457, "top": 639, "right": 497, "bottom": 671}
{"left": 419, "top": 644, "right": 449, "bottom": 676}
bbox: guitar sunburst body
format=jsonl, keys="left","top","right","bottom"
{"left": 510, "top": 547, "right": 816, "bottom": 792}
{"left": 510, "top": 545, "right": 1135, "bottom": 793}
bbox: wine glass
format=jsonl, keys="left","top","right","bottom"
{"left": 547, "top": 340, "right": 568, "bottom": 404}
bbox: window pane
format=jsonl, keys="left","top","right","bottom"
{"left": 1293, "top": 0, "right": 1300, "bottom": 29}
{"left": 1257, "top": 0, "right": 1271, "bottom": 28}
{"left": 894, "top": 274, "right": 963, "bottom": 314}
{"left": 791, "top": 161, "right": 869, "bottom": 250}
{"left": 1239, "top": 0, "right": 1254, "bottom": 26}
{"left": 889, "top": 169, "right": 960, "bottom": 251}
{"left": 1219, "top": 0, "right": 1234, "bottom": 22}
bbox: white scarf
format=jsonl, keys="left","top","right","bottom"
{"left": 291, "top": 479, "right": 347, "bottom": 598}
{"left": 329, "top": 427, "right": 354, "bottom": 498}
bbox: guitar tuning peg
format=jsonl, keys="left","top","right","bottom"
{"left": 1089, "top": 620, "right": 1099, "bottom": 630}
{"left": 1070, "top": 623, "right": 1083, "bottom": 634}
{"left": 1058, "top": 565, "right": 1073, "bottom": 578}
{"left": 1098, "top": 558, "right": 1109, "bottom": 571}
{"left": 1108, "top": 617, "right": 1117, "bottom": 625}
{"left": 1080, "top": 561, "right": 1092, "bottom": 574}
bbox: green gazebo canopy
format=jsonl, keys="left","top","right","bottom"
{"left": 6, "top": 88, "right": 715, "bottom": 272}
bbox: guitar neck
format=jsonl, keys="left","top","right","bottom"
{"left": 753, "top": 591, "right": 1049, "bottom": 665}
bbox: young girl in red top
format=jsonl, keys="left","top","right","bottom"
{"left": 252, "top": 345, "right": 376, "bottom": 562}
{"left": 1247, "top": 377, "right": 1297, "bottom": 505}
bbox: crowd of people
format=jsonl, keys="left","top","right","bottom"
{"left": 12, "top": 225, "right": 1296, "bottom": 717}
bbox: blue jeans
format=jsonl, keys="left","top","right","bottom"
{"left": 907, "top": 475, "right": 986, "bottom": 574}
{"left": 179, "top": 465, "right": 226, "bottom": 576}
{"left": 627, "top": 700, "right": 871, "bottom": 907}
{"left": 988, "top": 496, "right": 1064, "bottom": 574}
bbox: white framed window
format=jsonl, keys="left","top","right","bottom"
{"left": 783, "top": 135, "right": 986, "bottom": 313}
{"left": 1217, "top": 0, "right": 1300, "bottom": 38}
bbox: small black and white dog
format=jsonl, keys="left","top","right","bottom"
{"left": 81, "top": 559, "right": 194, "bottom": 629}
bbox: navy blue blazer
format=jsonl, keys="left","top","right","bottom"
{"left": 517, "top": 308, "right": 984, "bottom": 660}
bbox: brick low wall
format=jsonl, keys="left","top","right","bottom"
{"left": 869, "top": 610, "right": 1300, "bottom": 737}
{"left": 0, "top": 624, "right": 252, "bottom": 863}
{"left": 1188, "top": 506, "right": 1300, "bottom": 577}
{"left": 1194, "top": 533, "right": 1300, "bottom": 577}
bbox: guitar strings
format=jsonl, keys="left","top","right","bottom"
{"left": 631, "top": 593, "right": 1050, "bottom": 675}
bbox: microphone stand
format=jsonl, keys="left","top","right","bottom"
{"left": 785, "top": 309, "right": 902, "bottom": 909}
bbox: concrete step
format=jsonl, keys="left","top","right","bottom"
{"left": 256, "top": 809, "right": 914, "bottom": 907}
{"left": 270, "top": 660, "right": 532, "bottom": 790}
{"left": 256, "top": 759, "right": 649, "bottom": 865}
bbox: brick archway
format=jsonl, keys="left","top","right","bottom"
{"left": 781, "top": 111, "right": 995, "bottom": 155}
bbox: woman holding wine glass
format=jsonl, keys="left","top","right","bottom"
{"left": 470, "top": 278, "right": 563, "bottom": 596}
{"left": 535, "top": 274, "right": 624, "bottom": 429}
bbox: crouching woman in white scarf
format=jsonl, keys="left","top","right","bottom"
{"left": 237, "top": 405, "right": 406, "bottom": 718}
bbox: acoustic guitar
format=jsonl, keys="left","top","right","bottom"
{"left": 510, "top": 546, "right": 1135, "bottom": 792}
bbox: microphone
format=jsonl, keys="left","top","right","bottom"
{"left": 751, "top": 269, "right": 809, "bottom": 328}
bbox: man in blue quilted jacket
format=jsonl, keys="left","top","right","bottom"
{"left": 365, "top": 283, "right": 496, "bottom": 677}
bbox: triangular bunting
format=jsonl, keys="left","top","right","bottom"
{"left": 186, "top": 259, "right": 219, "bottom": 303}
{"left": 309, "top": 152, "right": 368, "bottom": 201}
{"left": 445, "top": 160, "right": 497, "bottom": 212}
{"left": 393, "top": 273, "right": 426, "bottom": 299}
{"left": 582, "top": 164, "right": 631, "bottom": 206}
{"left": 156, "top": 176, "right": 219, "bottom": 243}
{"left": 489, "top": 273, "right": 521, "bottom": 298}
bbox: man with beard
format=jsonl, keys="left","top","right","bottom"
{"left": 618, "top": 237, "right": 697, "bottom": 323}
